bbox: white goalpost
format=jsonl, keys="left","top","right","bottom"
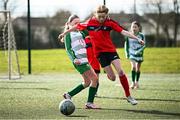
{"left": 0, "top": 10, "right": 21, "bottom": 80}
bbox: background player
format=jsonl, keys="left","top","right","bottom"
{"left": 125, "top": 21, "right": 146, "bottom": 89}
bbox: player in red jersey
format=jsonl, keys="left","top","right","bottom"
{"left": 58, "top": 5, "right": 145, "bottom": 105}
{"left": 85, "top": 35, "right": 101, "bottom": 96}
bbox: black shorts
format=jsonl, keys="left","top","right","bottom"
{"left": 97, "top": 52, "right": 120, "bottom": 68}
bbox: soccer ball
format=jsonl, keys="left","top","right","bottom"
{"left": 59, "top": 99, "right": 75, "bottom": 116}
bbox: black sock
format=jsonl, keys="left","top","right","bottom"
{"left": 132, "top": 70, "right": 136, "bottom": 82}
{"left": 136, "top": 72, "right": 141, "bottom": 82}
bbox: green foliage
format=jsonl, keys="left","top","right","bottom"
{"left": 0, "top": 74, "right": 179, "bottom": 119}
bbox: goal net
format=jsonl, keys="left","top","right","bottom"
{"left": 0, "top": 11, "right": 21, "bottom": 80}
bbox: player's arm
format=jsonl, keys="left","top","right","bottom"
{"left": 64, "top": 33, "right": 76, "bottom": 62}
{"left": 140, "top": 34, "right": 146, "bottom": 50}
{"left": 135, "top": 46, "right": 146, "bottom": 55}
{"left": 135, "top": 34, "right": 146, "bottom": 54}
{"left": 121, "top": 30, "right": 145, "bottom": 45}
{"left": 58, "top": 26, "right": 77, "bottom": 40}
{"left": 124, "top": 37, "right": 130, "bottom": 58}
{"left": 58, "top": 23, "right": 87, "bottom": 41}
{"left": 110, "top": 19, "right": 144, "bottom": 45}
{"left": 64, "top": 33, "right": 82, "bottom": 65}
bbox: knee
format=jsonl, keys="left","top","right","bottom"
{"left": 118, "top": 70, "right": 124, "bottom": 76}
{"left": 131, "top": 67, "right": 136, "bottom": 71}
{"left": 91, "top": 76, "right": 98, "bottom": 84}
{"left": 83, "top": 81, "right": 91, "bottom": 88}
{"left": 107, "top": 74, "right": 116, "bottom": 81}
{"left": 137, "top": 67, "right": 141, "bottom": 72}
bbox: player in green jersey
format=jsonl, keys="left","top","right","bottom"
{"left": 125, "top": 21, "right": 146, "bottom": 89}
{"left": 60, "top": 15, "right": 99, "bottom": 109}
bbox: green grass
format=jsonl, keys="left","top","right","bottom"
{"left": 1, "top": 48, "right": 179, "bottom": 74}
{"left": 0, "top": 73, "right": 180, "bottom": 119}
{"left": 20, "top": 48, "right": 180, "bottom": 73}
{"left": 0, "top": 48, "right": 180, "bottom": 118}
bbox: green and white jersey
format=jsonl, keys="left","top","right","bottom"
{"left": 125, "top": 32, "right": 146, "bottom": 62}
{"left": 64, "top": 31, "right": 88, "bottom": 65}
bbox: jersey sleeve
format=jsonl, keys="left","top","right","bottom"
{"left": 139, "top": 33, "right": 146, "bottom": 51}
{"left": 64, "top": 33, "right": 76, "bottom": 62}
{"left": 110, "top": 19, "right": 123, "bottom": 32}
{"left": 76, "top": 23, "right": 87, "bottom": 31}
{"left": 124, "top": 37, "right": 130, "bottom": 58}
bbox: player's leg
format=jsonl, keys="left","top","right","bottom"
{"left": 111, "top": 59, "right": 130, "bottom": 96}
{"left": 83, "top": 68, "right": 100, "bottom": 109}
{"left": 104, "top": 65, "right": 116, "bottom": 81}
{"left": 89, "top": 56, "right": 101, "bottom": 95}
{"left": 111, "top": 59, "right": 138, "bottom": 105}
{"left": 94, "top": 72, "right": 99, "bottom": 96}
{"left": 63, "top": 77, "right": 90, "bottom": 99}
{"left": 135, "top": 62, "right": 141, "bottom": 88}
{"left": 98, "top": 52, "right": 116, "bottom": 81}
{"left": 63, "top": 64, "right": 91, "bottom": 99}
{"left": 93, "top": 59, "right": 101, "bottom": 95}
{"left": 130, "top": 60, "right": 136, "bottom": 89}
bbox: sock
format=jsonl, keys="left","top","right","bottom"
{"left": 68, "top": 84, "right": 85, "bottom": 97}
{"left": 136, "top": 71, "right": 141, "bottom": 82}
{"left": 87, "top": 87, "right": 97, "bottom": 103}
{"left": 131, "top": 70, "right": 136, "bottom": 82}
{"left": 95, "top": 82, "right": 99, "bottom": 94}
{"left": 119, "top": 74, "right": 130, "bottom": 97}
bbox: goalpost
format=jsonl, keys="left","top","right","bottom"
{"left": 0, "top": 10, "right": 21, "bottom": 80}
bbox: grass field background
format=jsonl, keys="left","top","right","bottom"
{"left": 1, "top": 48, "right": 179, "bottom": 74}
{"left": 0, "top": 74, "right": 180, "bottom": 119}
{"left": 0, "top": 48, "right": 180, "bottom": 119}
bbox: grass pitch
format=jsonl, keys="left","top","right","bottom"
{"left": 0, "top": 73, "right": 180, "bottom": 119}
{"left": 1, "top": 48, "right": 179, "bottom": 74}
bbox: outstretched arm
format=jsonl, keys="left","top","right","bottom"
{"left": 121, "top": 30, "right": 145, "bottom": 45}
{"left": 58, "top": 26, "right": 77, "bottom": 41}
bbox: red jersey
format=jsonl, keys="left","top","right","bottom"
{"left": 76, "top": 17, "right": 123, "bottom": 57}
{"left": 84, "top": 37, "right": 100, "bottom": 72}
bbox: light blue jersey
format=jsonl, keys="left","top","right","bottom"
{"left": 125, "top": 32, "right": 146, "bottom": 62}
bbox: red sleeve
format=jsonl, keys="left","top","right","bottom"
{"left": 76, "top": 23, "right": 87, "bottom": 30}
{"left": 110, "top": 19, "right": 123, "bottom": 32}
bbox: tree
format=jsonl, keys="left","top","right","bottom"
{"left": 145, "top": 0, "right": 164, "bottom": 46}
{"left": 49, "top": 10, "right": 71, "bottom": 48}
{"left": 0, "top": 0, "right": 17, "bottom": 19}
{"left": 172, "top": 0, "right": 180, "bottom": 46}
{"left": 51, "top": 10, "right": 71, "bottom": 30}
{"left": 0, "top": 0, "right": 9, "bottom": 20}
